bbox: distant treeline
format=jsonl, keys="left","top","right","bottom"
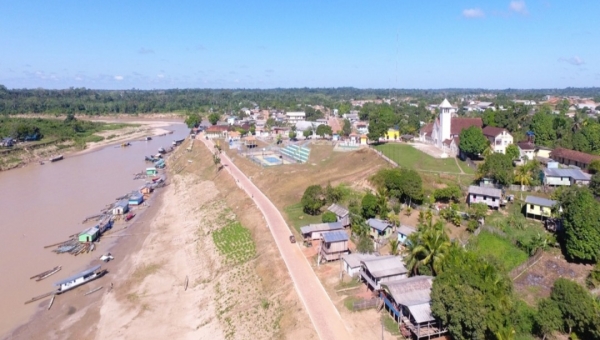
{"left": 0, "top": 85, "right": 599, "bottom": 115}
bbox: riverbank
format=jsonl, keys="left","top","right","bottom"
{"left": 0, "top": 115, "right": 183, "bottom": 171}
{"left": 7, "top": 134, "right": 315, "bottom": 339}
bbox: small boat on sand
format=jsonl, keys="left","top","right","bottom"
{"left": 50, "top": 155, "right": 63, "bottom": 162}
{"left": 145, "top": 136, "right": 152, "bottom": 141}
{"left": 55, "top": 265, "right": 106, "bottom": 294}
{"left": 125, "top": 212, "right": 135, "bottom": 221}
{"left": 121, "top": 142, "right": 131, "bottom": 147}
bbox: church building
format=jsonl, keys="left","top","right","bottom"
{"left": 419, "top": 99, "right": 483, "bottom": 157}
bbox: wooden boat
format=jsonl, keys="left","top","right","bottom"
{"left": 158, "top": 147, "right": 166, "bottom": 154}
{"left": 125, "top": 212, "right": 135, "bottom": 221}
{"left": 50, "top": 155, "right": 63, "bottom": 162}
{"left": 145, "top": 136, "right": 152, "bottom": 141}
{"left": 36, "top": 266, "right": 62, "bottom": 281}
{"left": 55, "top": 265, "right": 106, "bottom": 294}
{"left": 121, "top": 142, "right": 131, "bottom": 147}
{"left": 172, "top": 138, "right": 185, "bottom": 146}
{"left": 30, "top": 266, "right": 61, "bottom": 280}
{"left": 168, "top": 130, "right": 174, "bottom": 134}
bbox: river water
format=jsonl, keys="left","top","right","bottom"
{"left": 0, "top": 121, "right": 188, "bottom": 337}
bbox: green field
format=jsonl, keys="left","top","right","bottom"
{"left": 374, "top": 143, "right": 463, "bottom": 173}
{"left": 469, "top": 231, "right": 528, "bottom": 271}
{"left": 284, "top": 203, "right": 324, "bottom": 233}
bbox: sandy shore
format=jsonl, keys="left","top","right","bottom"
{"left": 8, "top": 134, "right": 315, "bottom": 339}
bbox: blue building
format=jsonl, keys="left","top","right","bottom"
{"left": 128, "top": 192, "right": 144, "bottom": 206}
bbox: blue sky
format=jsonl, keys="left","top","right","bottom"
{"left": 1, "top": 0, "right": 598, "bottom": 89}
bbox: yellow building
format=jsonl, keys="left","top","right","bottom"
{"left": 524, "top": 196, "right": 557, "bottom": 220}
{"left": 386, "top": 128, "right": 400, "bottom": 140}
{"left": 360, "top": 134, "right": 368, "bottom": 145}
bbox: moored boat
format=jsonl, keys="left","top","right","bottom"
{"left": 36, "top": 266, "right": 62, "bottom": 281}
{"left": 145, "top": 136, "right": 152, "bottom": 141}
{"left": 55, "top": 265, "right": 106, "bottom": 294}
{"left": 30, "top": 266, "right": 61, "bottom": 280}
{"left": 50, "top": 155, "right": 63, "bottom": 162}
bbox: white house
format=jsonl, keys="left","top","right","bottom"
{"left": 285, "top": 111, "right": 306, "bottom": 122}
{"left": 341, "top": 253, "right": 380, "bottom": 277}
{"left": 482, "top": 126, "right": 513, "bottom": 154}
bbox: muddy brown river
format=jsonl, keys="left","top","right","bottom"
{"left": 0, "top": 122, "right": 188, "bottom": 337}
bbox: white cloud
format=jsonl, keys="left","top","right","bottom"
{"left": 558, "top": 56, "right": 585, "bottom": 66}
{"left": 114, "top": 75, "right": 124, "bottom": 81}
{"left": 509, "top": 1, "right": 528, "bottom": 14}
{"left": 157, "top": 74, "right": 165, "bottom": 78}
{"left": 462, "top": 8, "right": 485, "bottom": 18}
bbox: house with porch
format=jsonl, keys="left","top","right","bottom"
{"left": 360, "top": 255, "right": 408, "bottom": 290}
{"left": 300, "top": 222, "right": 344, "bottom": 240}
{"left": 341, "top": 253, "right": 380, "bottom": 277}
{"left": 112, "top": 199, "right": 130, "bottom": 215}
{"left": 285, "top": 111, "right": 306, "bottom": 122}
{"left": 397, "top": 225, "right": 416, "bottom": 244}
{"left": 550, "top": 147, "right": 600, "bottom": 171}
{"left": 367, "top": 218, "right": 393, "bottom": 240}
{"left": 524, "top": 196, "right": 557, "bottom": 220}
{"left": 327, "top": 203, "right": 350, "bottom": 227}
{"left": 482, "top": 126, "right": 513, "bottom": 154}
{"left": 380, "top": 276, "right": 447, "bottom": 339}
{"left": 542, "top": 167, "right": 591, "bottom": 186}
{"left": 468, "top": 185, "right": 502, "bottom": 209}
{"left": 319, "top": 231, "right": 349, "bottom": 262}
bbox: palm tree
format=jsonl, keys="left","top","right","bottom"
{"left": 494, "top": 326, "right": 515, "bottom": 340}
{"left": 514, "top": 165, "right": 532, "bottom": 199}
{"left": 405, "top": 223, "right": 450, "bottom": 276}
{"left": 389, "top": 238, "right": 400, "bottom": 256}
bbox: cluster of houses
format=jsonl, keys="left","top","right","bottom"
{"left": 298, "top": 203, "right": 440, "bottom": 338}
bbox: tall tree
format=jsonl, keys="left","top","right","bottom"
{"left": 341, "top": 118, "right": 352, "bottom": 137}
{"left": 301, "top": 185, "right": 324, "bottom": 215}
{"left": 534, "top": 298, "right": 562, "bottom": 340}
{"left": 361, "top": 192, "right": 378, "bottom": 219}
{"left": 530, "top": 111, "right": 556, "bottom": 147}
{"left": 477, "top": 153, "right": 514, "bottom": 185}
{"left": 459, "top": 126, "right": 488, "bottom": 156}
{"left": 550, "top": 278, "right": 597, "bottom": 336}
{"left": 316, "top": 124, "right": 332, "bottom": 138}
{"left": 557, "top": 187, "right": 600, "bottom": 262}
{"left": 505, "top": 144, "right": 520, "bottom": 160}
{"left": 208, "top": 112, "right": 221, "bottom": 125}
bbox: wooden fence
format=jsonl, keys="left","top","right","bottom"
{"left": 509, "top": 249, "right": 543, "bottom": 280}
{"left": 352, "top": 298, "right": 380, "bottom": 311}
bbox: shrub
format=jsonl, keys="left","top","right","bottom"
{"left": 321, "top": 211, "right": 337, "bottom": 223}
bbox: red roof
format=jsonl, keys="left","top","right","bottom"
{"left": 551, "top": 147, "right": 600, "bottom": 165}
{"left": 482, "top": 126, "right": 507, "bottom": 137}
{"left": 206, "top": 125, "right": 229, "bottom": 132}
{"left": 450, "top": 118, "right": 482, "bottom": 135}
{"left": 517, "top": 142, "right": 536, "bottom": 150}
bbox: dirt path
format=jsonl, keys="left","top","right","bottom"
{"left": 200, "top": 135, "right": 352, "bottom": 340}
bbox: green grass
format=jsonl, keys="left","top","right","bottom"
{"left": 284, "top": 203, "right": 324, "bottom": 233}
{"left": 343, "top": 296, "right": 360, "bottom": 311}
{"left": 374, "top": 143, "right": 462, "bottom": 173}
{"left": 381, "top": 314, "right": 401, "bottom": 336}
{"left": 469, "top": 231, "right": 528, "bottom": 271}
{"left": 212, "top": 221, "right": 256, "bottom": 265}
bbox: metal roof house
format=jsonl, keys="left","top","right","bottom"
{"left": 380, "top": 276, "right": 447, "bottom": 339}
{"left": 319, "top": 231, "right": 349, "bottom": 262}
{"left": 79, "top": 226, "right": 100, "bottom": 243}
{"left": 341, "top": 253, "right": 381, "bottom": 277}
{"left": 525, "top": 196, "right": 558, "bottom": 220}
{"left": 327, "top": 203, "right": 350, "bottom": 227}
{"left": 397, "top": 225, "right": 417, "bottom": 244}
{"left": 360, "top": 256, "right": 408, "bottom": 290}
{"left": 366, "top": 218, "right": 393, "bottom": 240}
{"left": 468, "top": 185, "right": 502, "bottom": 209}
{"left": 300, "top": 222, "right": 344, "bottom": 240}
{"left": 128, "top": 192, "right": 144, "bottom": 206}
{"left": 112, "top": 199, "right": 130, "bottom": 215}
{"left": 542, "top": 168, "right": 591, "bottom": 187}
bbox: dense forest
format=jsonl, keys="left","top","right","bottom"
{"left": 0, "top": 85, "right": 599, "bottom": 115}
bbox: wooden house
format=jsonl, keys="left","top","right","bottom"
{"left": 327, "top": 203, "right": 350, "bottom": 227}
{"left": 525, "top": 196, "right": 557, "bottom": 220}
{"left": 468, "top": 185, "right": 502, "bottom": 209}
{"left": 380, "top": 276, "right": 447, "bottom": 339}
{"left": 112, "top": 199, "right": 129, "bottom": 215}
{"left": 140, "top": 184, "right": 153, "bottom": 195}
{"left": 542, "top": 167, "right": 591, "bottom": 186}
{"left": 397, "top": 225, "right": 416, "bottom": 244}
{"left": 300, "top": 222, "right": 344, "bottom": 240}
{"left": 341, "top": 253, "right": 380, "bottom": 277}
{"left": 319, "top": 231, "right": 349, "bottom": 262}
{"left": 79, "top": 226, "right": 100, "bottom": 243}
{"left": 128, "top": 192, "right": 144, "bottom": 206}
{"left": 205, "top": 125, "right": 229, "bottom": 139}
{"left": 367, "top": 218, "right": 393, "bottom": 240}
{"left": 360, "top": 256, "right": 408, "bottom": 290}
{"left": 228, "top": 131, "right": 241, "bottom": 142}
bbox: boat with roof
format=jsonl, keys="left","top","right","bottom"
{"left": 54, "top": 265, "right": 106, "bottom": 294}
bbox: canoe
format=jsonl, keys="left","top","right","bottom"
{"left": 50, "top": 155, "right": 63, "bottom": 162}
{"left": 30, "top": 266, "right": 61, "bottom": 280}
{"left": 36, "top": 266, "right": 62, "bottom": 281}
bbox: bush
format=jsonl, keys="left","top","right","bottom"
{"left": 356, "top": 235, "right": 374, "bottom": 253}
{"left": 301, "top": 185, "right": 324, "bottom": 215}
{"left": 361, "top": 192, "right": 378, "bottom": 219}
{"left": 322, "top": 211, "right": 337, "bottom": 223}
{"left": 433, "top": 185, "right": 462, "bottom": 203}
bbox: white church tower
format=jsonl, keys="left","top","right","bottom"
{"left": 439, "top": 98, "right": 452, "bottom": 142}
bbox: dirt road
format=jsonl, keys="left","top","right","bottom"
{"left": 200, "top": 135, "right": 352, "bottom": 340}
